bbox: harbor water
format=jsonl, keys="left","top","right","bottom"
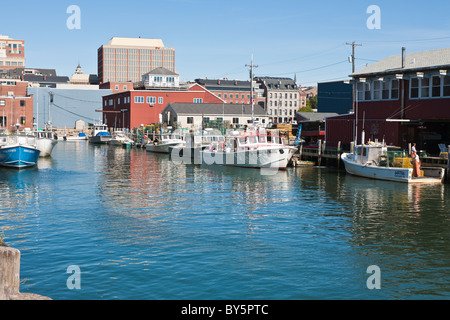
{"left": 1, "top": 141, "right": 450, "bottom": 300}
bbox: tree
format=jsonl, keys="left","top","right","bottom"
{"left": 299, "top": 96, "right": 317, "bottom": 112}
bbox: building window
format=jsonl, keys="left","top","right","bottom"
{"left": 382, "top": 81, "right": 390, "bottom": 99}
{"left": 410, "top": 78, "right": 419, "bottom": 98}
{"left": 147, "top": 97, "right": 156, "bottom": 104}
{"left": 421, "top": 77, "right": 430, "bottom": 98}
{"left": 233, "top": 118, "right": 239, "bottom": 124}
{"left": 432, "top": 76, "right": 441, "bottom": 97}
{"left": 187, "top": 117, "right": 194, "bottom": 124}
{"left": 0, "top": 100, "right": 5, "bottom": 106}
{"left": 364, "top": 83, "right": 371, "bottom": 100}
{"left": 135, "top": 96, "right": 144, "bottom": 103}
{"left": 373, "top": 80, "right": 382, "bottom": 100}
{"left": 158, "top": 97, "right": 163, "bottom": 104}
{"left": 193, "top": 98, "right": 203, "bottom": 103}
{"left": 20, "top": 100, "right": 25, "bottom": 107}
{"left": 444, "top": 76, "right": 450, "bottom": 97}
{"left": 20, "top": 116, "right": 26, "bottom": 125}
{"left": 0, "top": 116, "right": 6, "bottom": 127}
{"left": 391, "top": 80, "right": 399, "bottom": 100}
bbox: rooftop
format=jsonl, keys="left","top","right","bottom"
{"left": 144, "top": 67, "right": 179, "bottom": 76}
{"left": 257, "top": 77, "right": 298, "bottom": 90}
{"left": 105, "top": 37, "right": 165, "bottom": 48}
{"left": 351, "top": 47, "right": 450, "bottom": 77}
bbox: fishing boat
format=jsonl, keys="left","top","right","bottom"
{"left": 89, "top": 122, "right": 112, "bottom": 144}
{"left": 200, "top": 128, "right": 296, "bottom": 169}
{"left": 341, "top": 142, "right": 445, "bottom": 184}
{"left": 169, "top": 129, "right": 225, "bottom": 164}
{"left": 0, "top": 131, "right": 40, "bottom": 168}
{"left": 108, "top": 130, "right": 134, "bottom": 147}
{"left": 64, "top": 132, "right": 88, "bottom": 141}
{"left": 34, "top": 129, "right": 58, "bottom": 157}
{"left": 146, "top": 131, "right": 185, "bottom": 154}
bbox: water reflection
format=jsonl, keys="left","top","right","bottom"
{"left": 2, "top": 141, "right": 450, "bottom": 299}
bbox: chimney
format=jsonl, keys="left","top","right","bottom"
{"left": 402, "top": 47, "right": 406, "bottom": 68}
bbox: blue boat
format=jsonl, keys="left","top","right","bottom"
{"left": 0, "top": 133, "right": 41, "bottom": 169}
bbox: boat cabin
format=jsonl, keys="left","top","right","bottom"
{"left": 354, "top": 144, "right": 388, "bottom": 165}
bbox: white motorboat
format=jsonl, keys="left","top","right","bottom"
{"left": 64, "top": 132, "right": 88, "bottom": 141}
{"left": 169, "top": 129, "right": 225, "bottom": 164}
{"left": 108, "top": 130, "right": 134, "bottom": 147}
{"left": 341, "top": 142, "right": 445, "bottom": 184}
{"left": 201, "top": 128, "right": 296, "bottom": 169}
{"left": 34, "top": 130, "right": 58, "bottom": 157}
{"left": 89, "top": 123, "right": 112, "bottom": 144}
{"left": 146, "top": 132, "right": 185, "bottom": 154}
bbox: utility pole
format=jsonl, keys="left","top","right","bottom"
{"left": 346, "top": 41, "right": 362, "bottom": 73}
{"left": 245, "top": 56, "right": 258, "bottom": 123}
{"left": 346, "top": 42, "right": 362, "bottom": 145}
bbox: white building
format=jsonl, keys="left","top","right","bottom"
{"left": 162, "top": 102, "right": 269, "bottom": 129}
{"left": 142, "top": 67, "right": 180, "bottom": 89}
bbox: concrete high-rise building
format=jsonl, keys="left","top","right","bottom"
{"left": 98, "top": 37, "right": 175, "bottom": 84}
{"left": 0, "top": 35, "right": 25, "bottom": 73}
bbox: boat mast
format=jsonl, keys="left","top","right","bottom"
{"left": 246, "top": 56, "right": 258, "bottom": 124}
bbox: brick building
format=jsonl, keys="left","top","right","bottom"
{"left": 194, "top": 78, "right": 265, "bottom": 107}
{"left": 101, "top": 83, "right": 224, "bottom": 129}
{"left": 0, "top": 35, "right": 25, "bottom": 73}
{"left": 0, "top": 80, "right": 33, "bottom": 129}
{"left": 98, "top": 37, "right": 175, "bottom": 84}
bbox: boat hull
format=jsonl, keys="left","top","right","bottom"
{"left": 201, "top": 147, "right": 295, "bottom": 169}
{"left": 36, "top": 138, "right": 58, "bottom": 157}
{"left": 89, "top": 135, "right": 112, "bottom": 144}
{"left": 0, "top": 146, "right": 40, "bottom": 168}
{"left": 146, "top": 142, "right": 185, "bottom": 154}
{"left": 341, "top": 153, "right": 444, "bottom": 184}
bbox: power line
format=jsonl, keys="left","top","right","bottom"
{"left": 52, "top": 92, "right": 102, "bottom": 104}
{"left": 257, "top": 60, "right": 348, "bottom": 77}
{"left": 51, "top": 103, "right": 98, "bottom": 122}
{"left": 359, "top": 36, "right": 450, "bottom": 44}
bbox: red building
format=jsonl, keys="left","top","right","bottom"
{"left": 326, "top": 47, "right": 450, "bottom": 155}
{"left": 0, "top": 80, "right": 33, "bottom": 129}
{"left": 194, "top": 78, "right": 265, "bottom": 106}
{"left": 101, "top": 83, "right": 224, "bottom": 129}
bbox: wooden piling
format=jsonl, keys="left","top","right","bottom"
{"left": 447, "top": 145, "right": 450, "bottom": 181}
{"left": 0, "top": 245, "right": 51, "bottom": 300}
{"left": 337, "top": 141, "right": 341, "bottom": 170}
{"left": 318, "top": 140, "right": 322, "bottom": 166}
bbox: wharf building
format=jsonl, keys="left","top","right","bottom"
{"left": 256, "top": 77, "right": 300, "bottom": 124}
{"left": 0, "top": 79, "right": 33, "bottom": 130}
{"left": 101, "top": 79, "right": 225, "bottom": 129}
{"left": 98, "top": 37, "right": 175, "bottom": 84}
{"left": 162, "top": 102, "right": 269, "bottom": 129}
{"left": 0, "top": 35, "right": 25, "bottom": 73}
{"left": 194, "top": 78, "right": 265, "bottom": 107}
{"left": 326, "top": 47, "right": 450, "bottom": 155}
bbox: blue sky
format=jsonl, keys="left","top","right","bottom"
{"left": 2, "top": 0, "right": 450, "bottom": 86}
